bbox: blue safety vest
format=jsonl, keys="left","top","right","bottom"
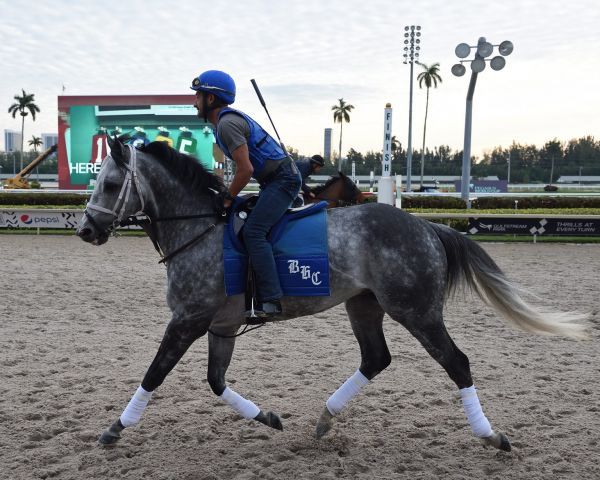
{"left": 214, "top": 107, "right": 286, "bottom": 177}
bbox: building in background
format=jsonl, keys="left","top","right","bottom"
{"left": 3, "top": 129, "right": 22, "bottom": 152}
{"left": 323, "top": 128, "right": 332, "bottom": 162}
{"left": 41, "top": 133, "right": 58, "bottom": 150}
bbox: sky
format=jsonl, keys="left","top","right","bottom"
{"left": 1, "top": 0, "right": 599, "bottom": 159}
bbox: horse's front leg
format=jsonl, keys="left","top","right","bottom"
{"left": 99, "top": 315, "right": 208, "bottom": 445}
{"left": 207, "top": 330, "right": 283, "bottom": 431}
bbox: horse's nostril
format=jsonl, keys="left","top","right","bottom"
{"left": 77, "top": 227, "right": 92, "bottom": 238}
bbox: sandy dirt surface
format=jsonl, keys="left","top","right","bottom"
{"left": 1, "top": 235, "right": 599, "bottom": 479}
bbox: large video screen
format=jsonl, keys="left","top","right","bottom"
{"left": 57, "top": 95, "right": 218, "bottom": 189}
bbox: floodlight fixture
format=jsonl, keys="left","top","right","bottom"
{"left": 477, "top": 41, "right": 493, "bottom": 58}
{"left": 451, "top": 64, "right": 466, "bottom": 76}
{"left": 455, "top": 43, "right": 471, "bottom": 58}
{"left": 490, "top": 56, "right": 506, "bottom": 70}
{"left": 471, "top": 58, "right": 485, "bottom": 73}
{"left": 452, "top": 36, "right": 514, "bottom": 208}
{"left": 499, "top": 40, "right": 514, "bottom": 56}
{"left": 402, "top": 24, "right": 423, "bottom": 191}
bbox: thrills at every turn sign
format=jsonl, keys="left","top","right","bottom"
{"left": 468, "top": 218, "right": 600, "bottom": 236}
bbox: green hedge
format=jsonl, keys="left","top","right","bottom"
{"left": 2, "top": 192, "right": 600, "bottom": 210}
{"left": 365, "top": 195, "right": 600, "bottom": 209}
{"left": 0, "top": 192, "right": 90, "bottom": 206}
{"left": 473, "top": 196, "right": 600, "bottom": 209}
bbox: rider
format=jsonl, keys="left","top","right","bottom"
{"left": 191, "top": 70, "right": 301, "bottom": 318}
{"left": 295, "top": 154, "right": 325, "bottom": 200}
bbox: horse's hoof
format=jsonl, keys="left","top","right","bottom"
{"left": 255, "top": 411, "right": 283, "bottom": 431}
{"left": 98, "top": 429, "right": 121, "bottom": 445}
{"left": 98, "top": 419, "right": 124, "bottom": 445}
{"left": 482, "top": 431, "right": 511, "bottom": 452}
{"left": 315, "top": 407, "right": 333, "bottom": 439}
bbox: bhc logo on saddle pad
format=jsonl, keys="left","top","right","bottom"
{"left": 223, "top": 201, "right": 330, "bottom": 296}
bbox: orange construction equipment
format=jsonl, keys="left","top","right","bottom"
{"left": 2, "top": 145, "right": 57, "bottom": 189}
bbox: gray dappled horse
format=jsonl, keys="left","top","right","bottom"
{"left": 77, "top": 137, "right": 587, "bottom": 452}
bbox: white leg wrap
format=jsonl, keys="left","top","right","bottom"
{"left": 220, "top": 387, "right": 260, "bottom": 419}
{"left": 120, "top": 385, "right": 153, "bottom": 428}
{"left": 326, "top": 369, "right": 369, "bottom": 416}
{"left": 460, "top": 385, "right": 493, "bottom": 438}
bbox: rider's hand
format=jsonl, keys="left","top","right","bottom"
{"left": 309, "top": 192, "right": 316, "bottom": 198}
{"left": 216, "top": 190, "right": 234, "bottom": 217}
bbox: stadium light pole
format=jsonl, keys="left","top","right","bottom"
{"left": 403, "top": 25, "right": 421, "bottom": 192}
{"left": 452, "top": 37, "right": 513, "bottom": 207}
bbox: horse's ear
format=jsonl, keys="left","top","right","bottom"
{"left": 108, "top": 134, "right": 127, "bottom": 165}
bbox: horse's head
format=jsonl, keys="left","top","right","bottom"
{"left": 77, "top": 135, "right": 145, "bottom": 245}
{"left": 336, "top": 172, "right": 365, "bottom": 205}
{"left": 313, "top": 172, "right": 364, "bottom": 207}
{"left": 342, "top": 172, "right": 366, "bottom": 204}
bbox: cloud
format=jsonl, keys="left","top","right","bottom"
{"left": 257, "top": 83, "right": 372, "bottom": 105}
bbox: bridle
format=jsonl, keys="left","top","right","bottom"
{"left": 84, "top": 144, "right": 224, "bottom": 265}
{"left": 85, "top": 145, "right": 145, "bottom": 236}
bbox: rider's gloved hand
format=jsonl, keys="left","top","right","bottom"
{"left": 215, "top": 190, "right": 234, "bottom": 218}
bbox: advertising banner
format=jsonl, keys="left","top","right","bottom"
{"left": 0, "top": 209, "right": 83, "bottom": 228}
{"left": 454, "top": 180, "right": 508, "bottom": 193}
{"left": 467, "top": 217, "right": 600, "bottom": 236}
{"left": 0, "top": 209, "right": 141, "bottom": 229}
{"left": 58, "top": 95, "right": 216, "bottom": 190}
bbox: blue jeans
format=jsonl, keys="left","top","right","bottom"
{"left": 243, "top": 161, "right": 301, "bottom": 302}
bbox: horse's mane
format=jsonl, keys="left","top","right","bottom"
{"left": 312, "top": 174, "right": 342, "bottom": 195}
{"left": 313, "top": 172, "right": 358, "bottom": 197}
{"left": 141, "top": 142, "right": 224, "bottom": 193}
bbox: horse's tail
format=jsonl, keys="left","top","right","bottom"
{"left": 429, "top": 222, "right": 588, "bottom": 340}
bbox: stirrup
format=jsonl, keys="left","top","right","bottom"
{"left": 245, "top": 300, "right": 282, "bottom": 320}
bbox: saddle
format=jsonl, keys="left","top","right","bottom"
{"left": 223, "top": 195, "right": 331, "bottom": 302}
{"left": 230, "top": 194, "right": 325, "bottom": 240}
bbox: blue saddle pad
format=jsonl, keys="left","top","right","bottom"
{"left": 223, "top": 201, "right": 330, "bottom": 297}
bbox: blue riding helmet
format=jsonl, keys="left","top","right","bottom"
{"left": 191, "top": 70, "right": 236, "bottom": 105}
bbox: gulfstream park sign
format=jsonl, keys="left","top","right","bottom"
{"left": 468, "top": 217, "right": 600, "bottom": 236}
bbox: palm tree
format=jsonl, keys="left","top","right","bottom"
{"left": 391, "top": 135, "right": 402, "bottom": 172}
{"left": 416, "top": 62, "right": 442, "bottom": 186}
{"left": 8, "top": 89, "right": 40, "bottom": 171}
{"left": 331, "top": 98, "right": 354, "bottom": 171}
{"left": 391, "top": 135, "right": 402, "bottom": 159}
{"left": 28, "top": 135, "right": 43, "bottom": 153}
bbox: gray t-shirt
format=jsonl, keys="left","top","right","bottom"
{"left": 217, "top": 112, "right": 250, "bottom": 155}
{"left": 217, "top": 112, "right": 281, "bottom": 180}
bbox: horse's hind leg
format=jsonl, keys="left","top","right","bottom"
{"left": 390, "top": 307, "right": 511, "bottom": 452}
{"left": 98, "top": 316, "right": 207, "bottom": 445}
{"left": 316, "top": 291, "right": 390, "bottom": 438}
{"left": 207, "top": 330, "right": 283, "bottom": 431}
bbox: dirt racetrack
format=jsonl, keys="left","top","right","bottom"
{"left": 1, "top": 235, "right": 599, "bottom": 479}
